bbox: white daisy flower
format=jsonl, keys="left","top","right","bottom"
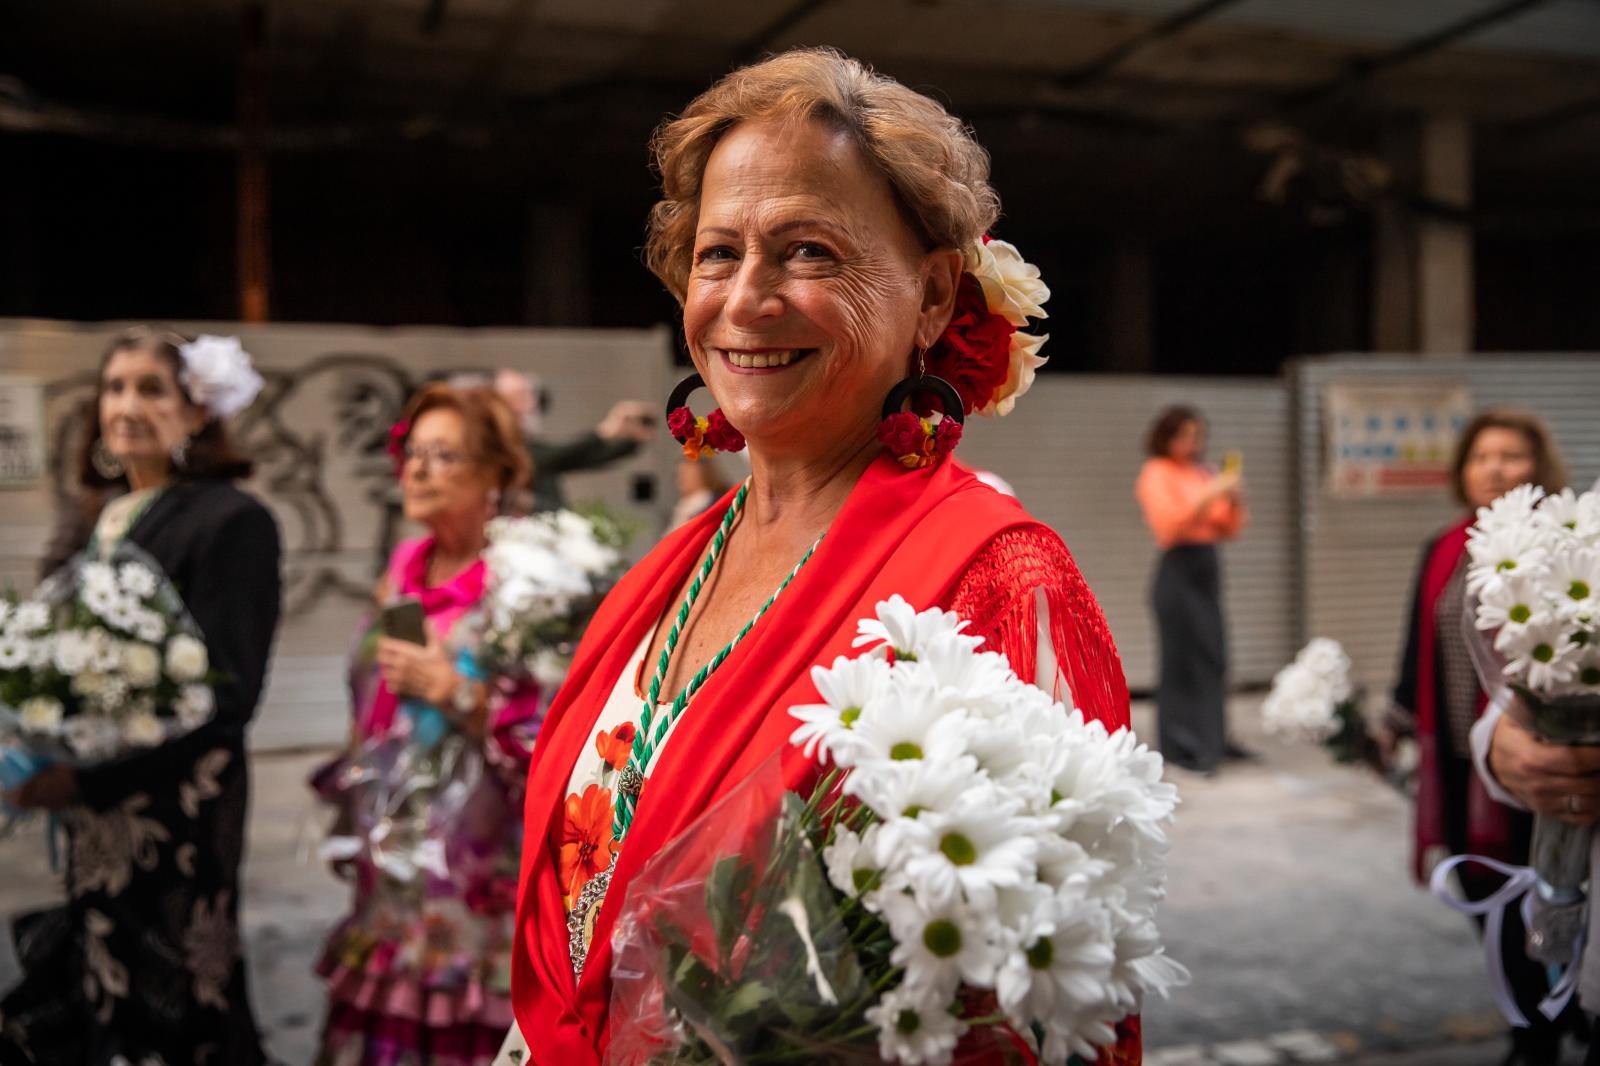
{"left": 1547, "top": 548, "right": 1600, "bottom": 616}
{"left": 1467, "top": 523, "right": 1550, "bottom": 597}
{"left": 823, "top": 823, "right": 885, "bottom": 901}
{"left": 995, "top": 888, "right": 1116, "bottom": 1044}
{"left": 12, "top": 602, "right": 49, "bottom": 634}
{"left": 899, "top": 782, "right": 1042, "bottom": 908}
{"left": 1500, "top": 616, "right": 1582, "bottom": 691}
{"left": 852, "top": 595, "right": 981, "bottom": 662}
{"left": 847, "top": 751, "right": 984, "bottom": 823}
{"left": 864, "top": 982, "right": 967, "bottom": 1066}
{"left": 81, "top": 561, "right": 117, "bottom": 596}
{"left": 1475, "top": 573, "right": 1547, "bottom": 632}
{"left": 116, "top": 562, "right": 159, "bottom": 600}
{"left": 175, "top": 685, "right": 216, "bottom": 729}
{"left": 848, "top": 675, "right": 973, "bottom": 767}
{"left": 120, "top": 642, "right": 162, "bottom": 689}
{"left": 18, "top": 696, "right": 65, "bottom": 734}
{"left": 81, "top": 583, "right": 120, "bottom": 620}
{"left": 881, "top": 888, "right": 1005, "bottom": 992}
{"left": 789, "top": 654, "right": 893, "bottom": 766}
{"left": 0, "top": 634, "right": 31, "bottom": 670}
{"left": 121, "top": 711, "right": 164, "bottom": 748}
{"left": 52, "top": 630, "right": 95, "bottom": 675}
{"left": 164, "top": 634, "right": 210, "bottom": 683}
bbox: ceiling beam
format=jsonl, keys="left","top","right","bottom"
{"left": 1053, "top": 0, "right": 1251, "bottom": 90}
{"left": 1507, "top": 90, "right": 1600, "bottom": 138}
{"left": 731, "top": 0, "right": 832, "bottom": 68}
{"left": 1283, "top": 0, "right": 1553, "bottom": 113}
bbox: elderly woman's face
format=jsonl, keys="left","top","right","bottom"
{"left": 400, "top": 408, "right": 497, "bottom": 529}
{"left": 683, "top": 118, "right": 950, "bottom": 457}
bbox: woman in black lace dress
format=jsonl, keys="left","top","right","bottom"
{"left": 0, "top": 327, "right": 282, "bottom": 1066}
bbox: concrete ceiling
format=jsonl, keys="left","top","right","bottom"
{"left": 4, "top": 0, "right": 1598, "bottom": 220}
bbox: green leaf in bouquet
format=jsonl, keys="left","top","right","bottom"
{"left": 720, "top": 979, "right": 774, "bottom": 1022}
{"left": 703, "top": 854, "right": 756, "bottom": 967}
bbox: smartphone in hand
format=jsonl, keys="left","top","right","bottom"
{"left": 380, "top": 598, "right": 427, "bottom": 646}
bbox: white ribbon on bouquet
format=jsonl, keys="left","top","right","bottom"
{"left": 1430, "top": 853, "right": 1582, "bottom": 1028}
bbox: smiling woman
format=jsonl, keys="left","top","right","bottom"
{"left": 506, "top": 48, "right": 1139, "bottom": 1066}
{"left": 2, "top": 326, "right": 282, "bottom": 1066}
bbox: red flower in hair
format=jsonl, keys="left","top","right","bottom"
{"left": 666, "top": 407, "right": 696, "bottom": 441}
{"left": 703, "top": 409, "right": 746, "bottom": 453}
{"left": 924, "top": 274, "right": 1015, "bottom": 414}
{"left": 386, "top": 419, "right": 411, "bottom": 474}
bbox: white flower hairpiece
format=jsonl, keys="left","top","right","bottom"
{"left": 963, "top": 239, "right": 1050, "bottom": 417}
{"left": 178, "top": 335, "right": 263, "bottom": 419}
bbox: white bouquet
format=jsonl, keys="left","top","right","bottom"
{"left": 0, "top": 545, "right": 217, "bottom": 821}
{"left": 608, "top": 597, "right": 1185, "bottom": 1066}
{"left": 479, "top": 507, "right": 624, "bottom": 686}
{"left": 1466, "top": 484, "right": 1600, "bottom": 697}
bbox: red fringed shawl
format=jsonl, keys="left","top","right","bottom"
{"left": 1410, "top": 517, "right": 1513, "bottom": 882}
{"left": 511, "top": 455, "right": 1139, "bottom": 1063}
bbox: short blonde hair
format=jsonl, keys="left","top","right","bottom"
{"left": 644, "top": 47, "right": 1000, "bottom": 303}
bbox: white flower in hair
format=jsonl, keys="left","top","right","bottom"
{"left": 179, "top": 335, "right": 264, "bottom": 418}
{"left": 967, "top": 239, "right": 1049, "bottom": 327}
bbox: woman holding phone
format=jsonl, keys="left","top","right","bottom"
{"left": 1135, "top": 405, "right": 1248, "bottom": 774}
{"left": 311, "top": 384, "right": 541, "bottom": 1066}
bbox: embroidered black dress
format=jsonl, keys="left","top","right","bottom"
{"left": 0, "top": 479, "right": 283, "bottom": 1066}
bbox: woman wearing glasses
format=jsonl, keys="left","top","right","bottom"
{"left": 311, "top": 384, "right": 544, "bottom": 1066}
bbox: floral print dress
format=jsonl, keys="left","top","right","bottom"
{"left": 559, "top": 625, "right": 677, "bottom": 979}
{"left": 314, "top": 537, "right": 544, "bottom": 1066}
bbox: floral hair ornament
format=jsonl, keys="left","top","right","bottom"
{"left": 178, "top": 335, "right": 265, "bottom": 419}
{"left": 923, "top": 236, "right": 1050, "bottom": 418}
{"left": 666, "top": 372, "right": 745, "bottom": 460}
{"left": 386, "top": 418, "right": 412, "bottom": 475}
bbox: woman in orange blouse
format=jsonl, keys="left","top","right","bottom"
{"left": 1134, "top": 406, "right": 1247, "bottom": 774}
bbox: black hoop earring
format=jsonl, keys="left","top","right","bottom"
{"left": 666, "top": 372, "right": 707, "bottom": 420}
{"left": 666, "top": 372, "right": 745, "bottom": 458}
{"left": 91, "top": 438, "right": 124, "bottom": 479}
{"left": 879, "top": 374, "right": 965, "bottom": 426}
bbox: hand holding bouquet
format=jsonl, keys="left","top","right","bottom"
{"left": 1461, "top": 483, "right": 1600, "bottom": 964}
{"left": 0, "top": 545, "right": 217, "bottom": 828}
{"left": 609, "top": 597, "right": 1185, "bottom": 1065}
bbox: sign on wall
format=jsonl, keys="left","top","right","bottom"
{"left": 0, "top": 376, "right": 46, "bottom": 487}
{"left": 1324, "top": 381, "right": 1472, "bottom": 498}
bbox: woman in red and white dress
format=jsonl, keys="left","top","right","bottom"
{"left": 503, "top": 48, "right": 1142, "bottom": 1066}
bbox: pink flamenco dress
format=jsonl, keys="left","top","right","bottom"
{"left": 312, "top": 536, "right": 545, "bottom": 1066}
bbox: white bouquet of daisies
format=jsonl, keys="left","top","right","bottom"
{"left": 607, "top": 597, "right": 1185, "bottom": 1066}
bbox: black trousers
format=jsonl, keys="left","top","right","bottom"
{"left": 1151, "top": 543, "right": 1228, "bottom": 771}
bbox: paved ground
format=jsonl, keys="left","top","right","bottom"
{"left": 0, "top": 696, "right": 1583, "bottom": 1064}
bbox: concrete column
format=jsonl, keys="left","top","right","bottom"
{"left": 1106, "top": 234, "right": 1153, "bottom": 373}
{"left": 1416, "top": 115, "right": 1473, "bottom": 355}
{"left": 523, "top": 200, "right": 591, "bottom": 326}
{"left": 1369, "top": 116, "right": 1474, "bottom": 355}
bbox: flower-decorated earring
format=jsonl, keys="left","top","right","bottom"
{"left": 877, "top": 349, "right": 964, "bottom": 469}
{"left": 666, "top": 373, "right": 745, "bottom": 461}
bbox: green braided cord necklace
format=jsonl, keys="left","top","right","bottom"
{"left": 612, "top": 480, "right": 822, "bottom": 843}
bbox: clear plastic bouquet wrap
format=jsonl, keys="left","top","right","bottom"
{"left": 1458, "top": 483, "right": 1600, "bottom": 965}
{"left": 0, "top": 544, "right": 218, "bottom": 831}
{"left": 318, "top": 509, "right": 625, "bottom": 890}
{"left": 1261, "top": 638, "right": 1379, "bottom": 767}
{"left": 608, "top": 597, "right": 1186, "bottom": 1066}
